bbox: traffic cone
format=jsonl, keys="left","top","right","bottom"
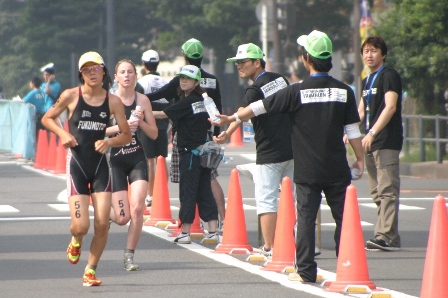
{"left": 46, "top": 132, "right": 57, "bottom": 172}
{"left": 420, "top": 195, "right": 448, "bottom": 298}
{"left": 54, "top": 138, "right": 66, "bottom": 174}
{"left": 190, "top": 205, "right": 205, "bottom": 238}
{"left": 144, "top": 156, "right": 175, "bottom": 227}
{"left": 214, "top": 168, "right": 253, "bottom": 254}
{"left": 327, "top": 184, "right": 376, "bottom": 293}
{"left": 34, "top": 129, "right": 48, "bottom": 169}
{"left": 227, "top": 125, "right": 243, "bottom": 147}
{"left": 262, "top": 177, "right": 296, "bottom": 272}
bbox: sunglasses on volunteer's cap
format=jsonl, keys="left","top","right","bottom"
{"left": 226, "top": 43, "right": 265, "bottom": 63}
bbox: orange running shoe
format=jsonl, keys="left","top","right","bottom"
{"left": 66, "top": 239, "right": 82, "bottom": 264}
{"left": 83, "top": 269, "right": 102, "bottom": 287}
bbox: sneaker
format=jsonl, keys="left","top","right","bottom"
{"left": 259, "top": 246, "right": 272, "bottom": 259}
{"left": 145, "top": 195, "right": 152, "bottom": 207}
{"left": 366, "top": 238, "right": 400, "bottom": 252}
{"left": 83, "top": 269, "right": 102, "bottom": 286}
{"left": 201, "top": 232, "right": 219, "bottom": 244}
{"left": 124, "top": 253, "right": 139, "bottom": 271}
{"left": 288, "top": 272, "right": 304, "bottom": 282}
{"left": 218, "top": 221, "right": 224, "bottom": 235}
{"left": 67, "top": 238, "right": 82, "bottom": 264}
{"left": 173, "top": 232, "right": 191, "bottom": 244}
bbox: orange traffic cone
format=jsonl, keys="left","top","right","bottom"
{"left": 262, "top": 177, "right": 296, "bottom": 272}
{"left": 144, "top": 156, "right": 175, "bottom": 227}
{"left": 420, "top": 195, "right": 448, "bottom": 297}
{"left": 46, "top": 132, "right": 57, "bottom": 172}
{"left": 54, "top": 138, "right": 66, "bottom": 174}
{"left": 190, "top": 205, "right": 205, "bottom": 238}
{"left": 227, "top": 125, "right": 243, "bottom": 148}
{"left": 327, "top": 184, "right": 376, "bottom": 292}
{"left": 214, "top": 168, "right": 253, "bottom": 254}
{"left": 34, "top": 129, "right": 48, "bottom": 169}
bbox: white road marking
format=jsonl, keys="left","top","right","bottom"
{"left": 0, "top": 205, "right": 19, "bottom": 212}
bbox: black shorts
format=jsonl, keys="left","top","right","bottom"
{"left": 67, "top": 149, "right": 111, "bottom": 196}
{"left": 110, "top": 157, "right": 148, "bottom": 192}
{"left": 138, "top": 128, "right": 168, "bottom": 158}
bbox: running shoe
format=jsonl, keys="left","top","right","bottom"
{"left": 124, "top": 253, "right": 139, "bottom": 271}
{"left": 173, "top": 232, "right": 191, "bottom": 244}
{"left": 67, "top": 238, "right": 82, "bottom": 264}
{"left": 201, "top": 232, "right": 219, "bottom": 244}
{"left": 259, "top": 246, "right": 272, "bottom": 259}
{"left": 83, "top": 269, "right": 102, "bottom": 286}
{"left": 145, "top": 195, "right": 152, "bottom": 207}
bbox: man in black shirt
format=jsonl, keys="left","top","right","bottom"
{"left": 358, "top": 36, "right": 403, "bottom": 252}
{"left": 211, "top": 31, "right": 365, "bottom": 283}
{"left": 214, "top": 43, "right": 293, "bottom": 259}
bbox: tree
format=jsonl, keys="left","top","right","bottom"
{"left": 143, "top": 0, "right": 353, "bottom": 110}
{"left": 0, "top": 0, "right": 163, "bottom": 98}
{"left": 376, "top": 0, "right": 448, "bottom": 115}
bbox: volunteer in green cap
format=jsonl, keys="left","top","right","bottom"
{"left": 210, "top": 31, "right": 365, "bottom": 283}
{"left": 152, "top": 65, "right": 219, "bottom": 244}
{"left": 144, "top": 38, "right": 226, "bottom": 230}
{"left": 214, "top": 43, "right": 293, "bottom": 259}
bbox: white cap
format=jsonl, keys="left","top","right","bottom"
{"left": 142, "top": 50, "right": 159, "bottom": 63}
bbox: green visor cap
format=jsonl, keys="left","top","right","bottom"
{"left": 182, "top": 38, "right": 203, "bottom": 59}
{"left": 226, "top": 43, "right": 265, "bottom": 62}
{"left": 297, "top": 30, "right": 332, "bottom": 59}
{"left": 176, "top": 65, "right": 201, "bottom": 81}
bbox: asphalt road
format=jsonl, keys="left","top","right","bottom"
{"left": 1, "top": 145, "right": 446, "bottom": 298}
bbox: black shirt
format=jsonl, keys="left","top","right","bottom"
{"left": 240, "top": 71, "right": 293, "bottom": 164}
{"left": 263, "top": 75, "right": 360, "bottom": 184}
{"left": 163, "top": 92, "right": 210, "bottom": 151}
{"left": 146, "top": 68, "right": 222, "bottom": 136}
{"left": 361, "top": 67, "right": 403, "bottom": 152}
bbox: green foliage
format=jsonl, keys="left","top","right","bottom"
{"left": 0, "top": 0, "right": 353, "bottom": 99}
{"left": 376, "top": 0, "right": 448, "bottom": 115}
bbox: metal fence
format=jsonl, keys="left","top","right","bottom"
{"left": 403, "top": 114, "right": 448, "bottom": 163}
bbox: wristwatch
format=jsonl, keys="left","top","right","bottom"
{"left": 233, "top": 113, "right": 242, "bottom": 124}
{"left": 368, "top": 129, "right": 376, "bottom": 137}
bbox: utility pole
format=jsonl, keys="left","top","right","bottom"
{"left": 106, "top": 0, "right": 115, "bottom": 69}
{"left": 353, "top": 0, "right": 362, "bottom": 99}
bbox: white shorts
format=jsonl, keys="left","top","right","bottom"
{"left": 254, "top": 159, "right": 294, "bottom": 215}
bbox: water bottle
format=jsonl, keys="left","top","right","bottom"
{"left": 129, "top": 105, "right": 142, "bottom": 135}
{"left": 202, "top": 93, "right": 220, "bottom": 122}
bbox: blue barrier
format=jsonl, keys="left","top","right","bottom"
{"left": 0, "top": 99, "right": 36, "bottom": 159}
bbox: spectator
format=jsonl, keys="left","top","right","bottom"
{"left": 137, "top": 50, "right": 170, "bottom": 208}
{"left": 210, "top": 30, "right": 365, "bottom": 283}
{"left": 22, "top": 77, "right": 45, "bottom": 137}
{"left": 214, "top": 43, "right": 293, "bottom": 259}
{"left": 358, "top": 36, "right": 403, "bottom": 252}
{"left": 41, "top": 66, "right": 61, "bottom": 112}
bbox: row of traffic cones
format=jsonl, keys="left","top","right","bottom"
{"left": 34, "top": 128, "right": 66, "bottom": 174}
{"left": 144, "top": 154, "right": 443, "bottom": 296}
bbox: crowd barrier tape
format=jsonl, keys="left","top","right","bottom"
{"left": 0, "top": 99, "right": 36, "bottom": 159}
